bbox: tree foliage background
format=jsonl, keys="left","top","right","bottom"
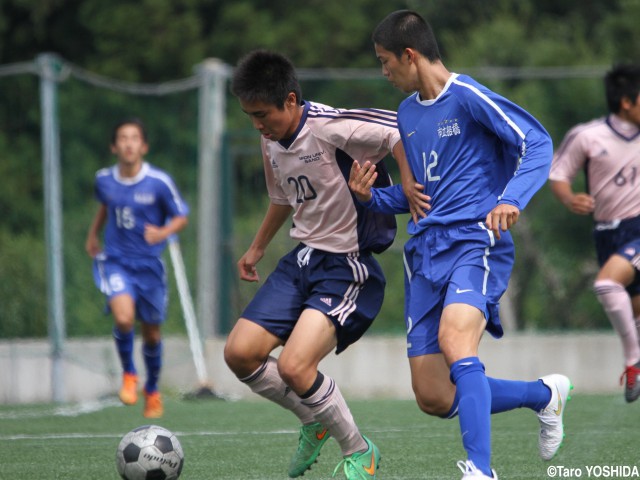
{"left": 1, "top": 0, "right": 639, "bottom": 338}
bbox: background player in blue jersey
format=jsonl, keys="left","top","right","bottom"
{"left": 347, "top": 10, "right": 573, "bottom": 479}
{"left": 85, "top": 118, "right": 189, "bottom": 418}
{"left": 223, "top": 50, "right": 425, "bottom": 480}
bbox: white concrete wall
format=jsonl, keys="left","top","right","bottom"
{"left": 0, "top": 332, "right": 622, "bottom": 404}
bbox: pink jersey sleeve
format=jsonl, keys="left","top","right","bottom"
{"left": 551, "top": 115, "right": 640, "bottom": 221}
{"left": 307, "top": 102, "right": 401, "bottom": 166}
{"left": 549, "top": 122, "right": 594, "bottom": 183}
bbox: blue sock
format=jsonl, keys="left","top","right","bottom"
{"left": 143, "top": 341, "right": 163, "bottom": 393}
{"left": 450, "top": 357, "right": 492, "bottom": 477}
{"left": 113, "top": 327, "right": 136, "bottom": 374}
{"left": 445, "top": 377, "right": 552, "bottom": 418}
{"left": 488, "top": 377, "right": 551, "bottom": 413}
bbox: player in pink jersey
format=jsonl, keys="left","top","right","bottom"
{"left": 223, "top": 49, "right": 427, "bottom": 480}
{"left": 550, "top": 64, "right": 640, "bottom": 402}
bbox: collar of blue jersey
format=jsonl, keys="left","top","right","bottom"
{"left": 278, "top": 100, "right": 311, "bottom": 149}
{"left": 414, "top": 73, "right": 457, "bottom": 106}
{"left": 113, "top": 161, "right": 149, "bottom": 185}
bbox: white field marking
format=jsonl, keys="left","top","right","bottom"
{"left": 54, "top": 398, "right": 123, "bottom": 417}
{"left": 0, "top": 397, "right": 122, "bottom": 420}
{"left": 0, "top": 429, "right": 298, "bottom": 442}
{"left": 0, "top": 425, "right": 448, "bottom": 443}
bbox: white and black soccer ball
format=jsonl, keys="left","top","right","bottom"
{"left": 115, "top": 425, "right": 184, "bottom": 480}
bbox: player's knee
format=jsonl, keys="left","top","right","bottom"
{"left": 593, "top": 278, "right": 622, "bottom": 295}
{"left": 413, "top": 389, "right": 450, "bottom": 416}
{"left": 113, "top": 315, "right": 134, "bottom": 333}
{"left": 277, "top": 358, "right": 311, "bottom": 392}
{"left": 223, "top": 340, "right": 243, "bottom": 373}
{"left": 276, "top": 359, "right": 299, "bottom": 386}
{"left": 412, "top": 378, "right": 453, "bottom": 417}
{"left": 223, "top": 341, "right": 261, "bottom": 379}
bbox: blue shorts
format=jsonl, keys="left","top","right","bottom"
{"left": 594, "top": 215, "right": 640, "bottom": 295}
{"left": 93, "top": 253, "right": 168, "bottom": 324}
{"left": 241, "top": 244, "right": 386, "bottom": 354}
{"left": 403, "top": 221, "right": 514, "bottom": 357}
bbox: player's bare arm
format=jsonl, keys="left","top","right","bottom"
{"left": 392, "top": 141, "right": 431, "bottom": 223}
{"left": 144, "top": 215, "right": 189, "bottom": 245}
{"left": 550, "top": 180, "right": 595, "bottom": 215}
{"left": 485, "top": 203, "right": 520, "bottom": 240}
{"left": 238, "top": 202, "right": 293, "bottom": 282}
{"left": 85, "top": 204, "right": 107, "bottom": 257}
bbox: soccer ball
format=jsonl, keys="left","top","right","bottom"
{"left": 115, "top": 425, "right": 184, "bottom": 480}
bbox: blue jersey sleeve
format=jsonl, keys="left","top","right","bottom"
{"left": 456, "top": 77, "right": 552, "bottom": 210}
{"left": 157, "top": 176, "right": 190, "bottom": 219}
{"left": 362, "top": 184, "right": 410, "bottom": 214}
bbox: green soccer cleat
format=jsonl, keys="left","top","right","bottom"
{"left": 332, "top": 435, "right": 380, "bottom": 480}
{"left": 288, "top": 422, "right": 331, "bottom": 477}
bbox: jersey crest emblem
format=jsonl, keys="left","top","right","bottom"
{"left": 134, "top": 192, "right": 155, "bottom": 204}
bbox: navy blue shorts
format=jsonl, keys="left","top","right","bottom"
{"left": 93, "top": 253, "right": 168, "bottom": 324}
{"left": 403, "top": 221, "right": 513, "bottom": 357}
{"left": 594, "top": 215, "right": 640, "bottom": 295}
{"left": 241, "top": 244, "right": 386, "bottom": 354}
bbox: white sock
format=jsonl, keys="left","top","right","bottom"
{"left": 241, "top": 356, "right": 315, "bottom": 424}
{"left": 595, "top": 279, "right": 640, "bottom": 366}
{"left": 301, "top": 374, "right": 367, "bottom": 456}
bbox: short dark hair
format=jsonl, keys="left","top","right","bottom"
{"left": 230, "top": 50, "right": 302, "bottom": 109}
{"left": 372, "top": 10, "right": 440, "bottom": 62}
{"left": 604, "top": 63, "right": 640, "bottom": 113}
{"left": 111, "top": 117, "right": 148, "bottom": 145}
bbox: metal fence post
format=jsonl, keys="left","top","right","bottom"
{"left": 36, "top": 53, "right": 66, "bottom": 403}
{"left": 196, "top": 59, "right": 230, "bottom": 337}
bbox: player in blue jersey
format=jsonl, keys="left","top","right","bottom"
{"left": 223, "top": 50, "right": 424, "bottom": 480}
{"left": 348, "top": 10, "right": 572, "bottom": 479}
{"left": 85, "top": 118, "right": 189, "bottom": 418}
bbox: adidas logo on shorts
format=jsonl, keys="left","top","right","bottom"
{"left": 320, "top": 297, "right": 332, "bottom": 307}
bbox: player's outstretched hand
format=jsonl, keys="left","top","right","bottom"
{"left": 485, "top": 203, "right": 520, "bottom": 240}
{"left": 349, "top": 160, "right": 377, "bottom": 202}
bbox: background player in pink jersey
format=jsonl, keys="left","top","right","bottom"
{"left": 223, "top": 49, "right": 426, "bottom": 480}
{"left": 550, "top": 64, "right": 640, "bottom": 402}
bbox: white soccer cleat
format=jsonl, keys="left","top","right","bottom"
{"left": 537, "top": 374, "right": 573, "bottom": 460}
{"left": 456, "top": 460, "right": 498, "bottom": 479}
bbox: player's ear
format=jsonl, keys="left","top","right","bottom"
{"left": 404, "top": 48, "right": 415, "bottom": 63}
{"left": 620, "top": 95, "right": 634, "bottom": 112}
{"left": 286, "top": 92, "right": 297, "bottom": 107}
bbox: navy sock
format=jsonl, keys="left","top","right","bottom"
{"left": 450, "top": 357, "right": 492, "bottom": 477}
{"left": 113, "top": 327, "right": 136, "bottom": 374}
{"left": 143, "top": 341, "right": 163, "bottom": 393}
